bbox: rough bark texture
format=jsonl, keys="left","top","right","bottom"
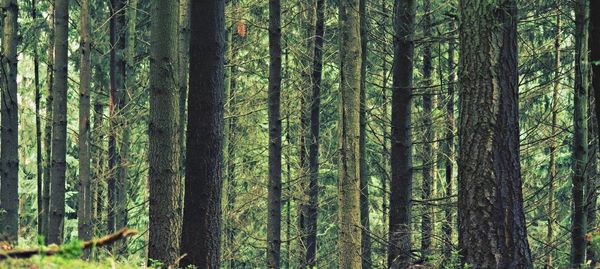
{"left": 47, "top": 0, "right": 68, "bottom": 245}
{"left": 572, "top": 0, "right": 590, "bottom": 266}
{"left": 389, "top": 0, "right": 415, "bottom": 267}
{"left": 148, "top": 0, "right": 181, "bottom": 266}
{"left": 359, "top": 0, "right": 371, "bottom": 267}
{"left": 0, "top": 0, "right": 19, "bottom": 242}
{"left": 338, "top": 0, "right": 362, "bottom": 267}
{"left": 266, "top": 0, "right": 282, "bottom": 266}
{"left": 458, "top": 0, "right": 532, "bottom": 267}
{"left": 78, "top": 0, "right": 93, "bottom": 243}
{"left": 42, "top": 0, "right": 55, "bottom": 240}
{"left": 180, "top": 0, "right": 225, "bottom": 268}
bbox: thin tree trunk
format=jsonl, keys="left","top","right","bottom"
{"left": 420, "top": 0, "right": 433, "bottom": 259}
{"left": 572, "top": 0, "right": 590, "bottom": 266}
{"left": 32, "top": 0, "right": 43, "bottom": 238}
{"left": 91, "top": 63, "right": 107, "bottom": 236}
{"left": 148, "top": 0, "right": 181, "bottom": 265}
{"left": 442, "top": 18, "right": 456, "bottom": 262}
{"left": 47, "top": 0, "right": 69, "bottom": 245}
{"left": 179, "top": 0, "right": 225, "bottom": 267}
{"left": 338, "top": 0, "right": 362, "bottom": 267}
{"left": 359, "top": 0, "right": 371, "bottom": 267}
{"left": 267, "top": 0, "right": 282, "bottom": 265}
{"left": 78, "top": 0, "right": 93, "bottom": 246}
{"left": 0, "top": 0, "right": 19, "bottom": 242}
{"left": 389, "top": 0, "right": 415, "bottom": 267}
{"left": 545, "top": 5, "right": 560, "bottom": 268}
{"left": 177, "top": 0, "right": 190, "bottom": 214}
{"left": 42, "top": 0, "right": 55, "bottom": 240}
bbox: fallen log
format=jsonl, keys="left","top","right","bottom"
{"left": 0, "top": 227, "right": 137, "bottom": 260}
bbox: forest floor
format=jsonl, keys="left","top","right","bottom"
{"left": 0, "top": 256, "right": 143, "bottom": 269}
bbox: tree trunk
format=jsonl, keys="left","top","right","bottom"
{"left": 590, "top": 0, "right": 600, "bottom": 264}
{"left": 338, "top": 0, "right": 362, "bottom": 267}
{"left": 442, "top": 18, "right": 456, "bottom": 261}
{"left": 267, "top": 0, "right": 282, "bottom": 266}
{"left": 42, "top": 0, "right": 55, "bottom": 240}
{"left": 0, "top": 0, "right": 19, "bottom": 242}
{"left": 179, "top": 0, "right": 225, "bottom": 267}
{"left": 420, "top": 0, "right": 433, "bottom": 259}
{"left": 91, "top": 63, "right": 107, "bottom": 236}
{"left": 545, "top": 5, "right": 560, "bottom": 269}
{"left": 359, "top": 0, "right": 371, "bottom": 267}
{"left": 32, "top": 0, "right": 43, "bottom": 239}
{"left": 572, "top": 0, "right": 590, "bottom": 267}
{"left": 389, "top": 0, "right": 415, "bottom": 267}
{"left": 148, "top": 0, "right": 181, "bottom": 265}
{"left": 178, "top": 0, "right": 190, "bottom": 214}
{"left": 107, "top": 0, "right": 126, "bottom": 238}
{"left": 458, "top": 0, "right": 532, "bottom": 267}
{"left": 78, "top": 0, "right": 93, "bottom": 245}
{"left": 47, "top": 0, "right": 68, "bottom": 245}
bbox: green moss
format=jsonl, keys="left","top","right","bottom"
{"left": 0, "top": 256, "right": 145, "bottom": 269}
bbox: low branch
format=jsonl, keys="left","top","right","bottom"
{"left": 0, "top": 227, "right": 138, "bottom": 260}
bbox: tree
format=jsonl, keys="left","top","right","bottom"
{"left": 148, "top": 0, "right": 181, "bottom": 265}
{"left": 420, "top": 0, "right": 434, "bottom": 259}
{"left": 389, "top": 0, "right": 415, "bottom": 267}
{"left": 571, "top": 0, "right": 590, "bottom": 266}
{"left": 78, "top": 0, "right": 93, "bottom": 243}
{"left": 32, "top": 0, "right": 43, "bottom": 238}
{"left": 266, "top": 0, "right": 282, "bottom": 266}
{"left": 179, "top": 0, "right": 225, "bottom": 267}
{"left": 0, "top": 0, "right": 19, "bottom": 242}
{"left": 42, "top": 0, "right": 55, "bottom": 239}
{"left": 458, "top": 0, "right": 532, "bottom": 267}
{"left": 338, "top": 0, "right": 362, "bottom": 266}
{"left": 359, "top": 0, "right": 372, "bottom": 267}
{"left": 47, "top": 0, "right": 68, "bottom": 245}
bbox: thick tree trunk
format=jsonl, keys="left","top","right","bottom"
{"left": 458, "top": 0, "right": 532, "bottom": 267}
{"left": 572, "top": 0, "right": 590, "bottom": 266}
{"left": 179, "top": 0, "right": 225, "bottom": 267}
{"left": 267, "top": 0, "right": 282, "bottom": 266}
{"left": 107, "top": 0, "right": 126, "bottom": 238}
{"left": 389, "top": 0, "right": 415, "bottom": 268}
{"left": 78, "top": 0, "right": 93, "bottom": 244}
{"left": 338, "top": 0, "right": 362, "bottom": 267}
{"left": 42, "top": 0, "right": 55, "bottom": 240}
{"left": 47, "top": 0, "right": 68, "bottom": 245}
{"left": 148, "top": 0, "right": 181, "bottom": 265}
{"left": 0, "top": 0, "right": 19, "bottom": 242}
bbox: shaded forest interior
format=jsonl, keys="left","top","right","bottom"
{"left": 1, "top": 0, "right": 600, "bottom": 268}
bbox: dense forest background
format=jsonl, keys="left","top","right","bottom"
{"left": 0, "top": 0, "right": 599, "bottom": 268}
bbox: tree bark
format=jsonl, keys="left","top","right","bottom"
{"left": 42, "top": 0, "right": 55, "bottom": 240}
{"left": 572, "top": 0, "right": 590, "bottom": 266}
{"left": 0, "top": 0, "right": 19, "bottom": 242}
{"left": 148, "top": 0, "right": 181, "bottom": 265}
{"left": 179, "top": 0, "right": 225, "bottom": 267}
{"left": 359, "top": 0, "right": 371, "bottom": 267}
{"left": 78, "top": 0, "right": 93, "bottom": 245}
{"left": 267, "top": 0, "right": 282, "bottom": 266}
{"left": 420, "top": 0, "right": 433, "bottom": 259}
{"left": 389, "top": 0, "right": 415, "bottom": 267}
{"left": 338, "top": 0, "right": 362, "bottom": 267}
{"left": 47, "top": 0, "right": 69, "bottom": 245}
{"left": 458, "top": 0, "right": 532, "bottom": 267}
{"left": 32, "top": 0, "right": 43, "bottom": 239}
